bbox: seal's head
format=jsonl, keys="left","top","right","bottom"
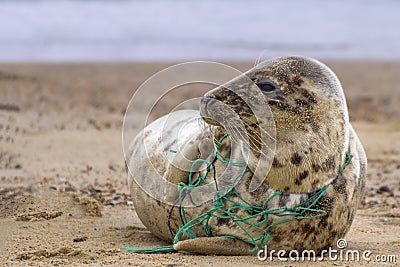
{"left": 200, "top": 56, "right": 349, "bottom": 193}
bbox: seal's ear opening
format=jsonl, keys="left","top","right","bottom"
{"left": 256, "top": 78, "right": 283, "bottom": 101}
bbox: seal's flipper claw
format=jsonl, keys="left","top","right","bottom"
{"left": 173, "top": 237, "right": 253, "bottom": 255}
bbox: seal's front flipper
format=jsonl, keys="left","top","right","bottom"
{"left": 173, "top": 237, "right": 253, "bottom": 255}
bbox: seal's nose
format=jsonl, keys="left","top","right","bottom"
{"left": 200, "top": 96, "right": 213, "bottom": 105}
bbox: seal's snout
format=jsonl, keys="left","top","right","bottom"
{"left": 200, "top": 95, "right": 214, "bottom": 116}
{"left": 200, "top": 95, "right": 222, "bottom": 126}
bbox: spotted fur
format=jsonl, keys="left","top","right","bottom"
{"left": 127, "top": 56, "right": 367, "bottom": 255}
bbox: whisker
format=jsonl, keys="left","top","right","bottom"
{"left": 241, "top": 120, "right": 277, "bottom": 142}
{"left": 254, "top": 50, "right": 268, "bottom": 66}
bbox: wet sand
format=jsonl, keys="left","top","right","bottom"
{"left": 0, "top": 61, "right": 399, "bottom": 266}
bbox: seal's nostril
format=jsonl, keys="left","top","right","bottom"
{"left": 201, "top": 96, "right": 213, "bottom": 105}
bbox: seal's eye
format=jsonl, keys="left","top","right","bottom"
{"left": 256, "top": 79, "right": 279, "bottom": 93}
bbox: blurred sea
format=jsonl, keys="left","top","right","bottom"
{"left": 0, "top": 0, "right": 399, "bottom": 62}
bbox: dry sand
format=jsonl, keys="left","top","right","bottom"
{"left": 0, "top": 61, "right": 399, "bottom": 266}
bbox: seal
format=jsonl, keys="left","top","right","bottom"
{"left": 127, "top": 56, "right": 367, "bottom": 255}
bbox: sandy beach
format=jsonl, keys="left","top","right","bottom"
{"left": 0, "top": 61, "right": 399, "bottom": 266}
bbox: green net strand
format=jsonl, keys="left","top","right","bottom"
{"left": 125, "top": 133, "right": 352, "bottom": 254}
{"left": 124, "top": 245, "right": 176, "bottom": 254}
{"left": 338, "top": 153, "right": 352, "bottom": 174}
